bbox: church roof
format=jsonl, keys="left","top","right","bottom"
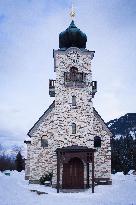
{"left": 59, "top": 20, "right": 87, "bottom": 49}
{"left": 28, "top": 101, "right": 55, "bottom": 137}
{"left": 93, "top": 107, "right": 112, "bottom": 137}
{"left": 56, "top": 145, "right": 96, "bottom": 153}
{"left": 28, "top": 101, "right": 112, "bottom": 137}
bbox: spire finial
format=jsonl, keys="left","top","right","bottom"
{"left": 70, "top": 1, "right": 76, "bottom": 20}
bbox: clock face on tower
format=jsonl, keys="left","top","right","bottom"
{"left": 67, "top": 50, "right": 81, "bottom": 64}
{"left": 56, "top": 48, "right": 92, "bottom": 70}
{"left": 66, "top": 49, "right": 92, "bottom": 70}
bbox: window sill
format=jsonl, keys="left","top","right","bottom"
{"left": 72, "top": 105, "right": 77, "bottom": 108}
{"left": 41, "top": 147, "right": 48, "bottom": 149}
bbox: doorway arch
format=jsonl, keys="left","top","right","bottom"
{"left": 62, "top": 157, "right": 84, "bottom": 189}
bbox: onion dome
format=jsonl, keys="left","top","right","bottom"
{"left": 59, "top": 20, "right": 87, "bottom": 49}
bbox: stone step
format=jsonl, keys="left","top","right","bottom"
{"left": 61, "top": 189, "right": 86, "bottom": 193}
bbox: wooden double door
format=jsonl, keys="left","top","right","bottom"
{"left": 62, "top": 157, "right": 84, "bottom": 189}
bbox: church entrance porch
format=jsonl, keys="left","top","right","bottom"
{"left": 56, "top": 145, "right": 96, "bottom": 193}
{"left": 62, "top": 157, "right": 84, "bottom": 189}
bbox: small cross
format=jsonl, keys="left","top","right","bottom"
{"left": 70, "top": 1, "right": 76, "bottom": 20}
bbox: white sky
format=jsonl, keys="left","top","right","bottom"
{"left": 0, "top": 0, "right": 136, "bottom": 146}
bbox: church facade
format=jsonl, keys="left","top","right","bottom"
{"left": 24, "top": 20, "right": 112, "bottom": 191}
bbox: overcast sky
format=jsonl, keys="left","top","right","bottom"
{"left": 0, "top": 0, "right": 136, "bottom": 146}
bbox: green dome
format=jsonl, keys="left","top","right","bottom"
{"left": 59, "top": 20, "right": 87, "bottom": 49}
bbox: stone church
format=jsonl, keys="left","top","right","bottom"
{"left": 24, "top": 19, "right": 112, "bottom": 192}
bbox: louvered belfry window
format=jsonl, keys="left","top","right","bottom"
{"left": 65, "top": 67, "right": 84, "bottom": 83}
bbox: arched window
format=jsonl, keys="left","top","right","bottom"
{"left": 41, "top": 137, "right": 48, "bottom": 148}
{"left": 94, "top": 136, "right": 101, "bottom": 148}
{"left": 72, "top": 123, "right": 76, "bottom": 134}
{"left": 70, "top": 67, "right": 78, "bottom": 73}
{"left": 72, "top": 96, "right": 76, "bottom": 106}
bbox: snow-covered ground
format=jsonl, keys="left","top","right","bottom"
{"left": 0, "top": 171, "right": 136, "bottom": 205}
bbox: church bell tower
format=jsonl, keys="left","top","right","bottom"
{"left": 49, "top": 19, "right": 97, "bottom": 148}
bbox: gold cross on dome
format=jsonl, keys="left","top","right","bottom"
{"left": 70, "top": 1, "right": 76, "bottom": 20}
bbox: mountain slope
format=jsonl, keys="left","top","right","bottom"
{"left": 106, "top": 113, "right": 136, "bottom": 137}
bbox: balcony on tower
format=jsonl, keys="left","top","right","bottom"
{"left": 49, "top": 79, "right": 56, "bottom": 97}
{"left": 92, "top": 81, "right": 97, "bottom": 98}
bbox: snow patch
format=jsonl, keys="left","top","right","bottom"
{"left": 0, "top": 171, "right": 136, "bottom": 205}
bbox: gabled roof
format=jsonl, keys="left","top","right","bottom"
{"left": 28, "top": 101, "right": 55, "bottom": 137}
{"left": 56, "top": 145, "right": 96, "bottom": 153}
{"left": 93, "top": 107, "right": 112, "bottom": 137}
{"left": 27, "top": 100, "right": 112, "bottom": 138}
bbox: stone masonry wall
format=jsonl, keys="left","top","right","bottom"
{"left": 52, "top": 47, "right": 111, "bottom": 186}
{"left": 27, "top": 47, "right": 112, "bottom": 186}
{"left": 52, "top": 48, "right": 94, "bottom": 186}
{"left": 25, "top": 143, "right": 31, "bottom": 180}
{"left": 28, "top": 107, "right": 55, "bottom": 182}
{"left": 93, "top": 113, "right": 112, "bottom": 184}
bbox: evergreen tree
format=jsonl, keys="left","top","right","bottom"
{"left": 133, "top": 139, "right": 136, "bottom": 170}
{"left": 108, "top": 113, "right": 136, "bottom": 174}
{"left": 111, "top": 134, "right": 136, "bottom": 174}
{"left": 15, "top": 151, "right": 24, "bottom": 172}
{"left": 111, "top": 137, "right": 121, "bottom": 172}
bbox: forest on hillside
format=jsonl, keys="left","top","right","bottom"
{"left": 0, "top": 145, "right": 24, "bottom": 172}
{"left": 108, "top": 113, "right": 136, "bottom": 174}
{"left": 111, "top": 135, "right": 136, "bottom": 174}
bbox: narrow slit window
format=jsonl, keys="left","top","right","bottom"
{"left": 94, "top": 136, "right": 101, "bottom": 148}
{"left": 72, "top": 96, "right": 76, "bottom": 106}
{"left": 72, "top": 123, "right": 76, "bottom": 134}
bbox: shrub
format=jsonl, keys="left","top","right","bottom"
{"left": 39, "top": 172, "right": 53, "bottom": 185}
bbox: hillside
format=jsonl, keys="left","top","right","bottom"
{"left": 107, "top": 113, "right": 136, "bottom": 137}
{"left": 106, "top": 113, "right": 136, "bottom": 173}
